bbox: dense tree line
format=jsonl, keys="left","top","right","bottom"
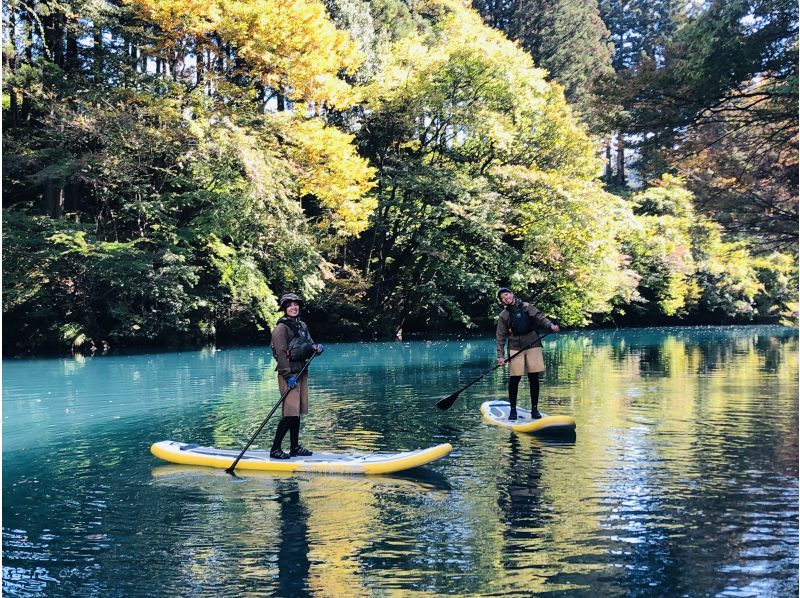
{"left": 2, "top": 0, "right": 796, "bottom": 354}
{"left": 473, "top": 0, "right": 798, "bottom": 244}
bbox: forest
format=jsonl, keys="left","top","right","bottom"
{"left": 2, "top": 0, "right": 797, "bottom": 354}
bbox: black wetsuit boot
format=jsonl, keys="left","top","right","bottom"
{"left": 508, "top": 376, "right": 521, "bottom": 420}
{"left": 288, "top": 416, "right": 312, "bottom": 456}
{"left": 270, "top": 417, "right": 292, "bottom": 459}
{"left": 528, "top": 373, "right": 541, "bottom": 418}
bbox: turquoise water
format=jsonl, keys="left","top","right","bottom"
{"left": 3, "top": 326, "right": 798, "bottom": 596}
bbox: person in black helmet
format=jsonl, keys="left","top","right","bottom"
{"left": 269, "top": 292, "right": 324, "bottom": 459}
{"left": 496, "top": 287, "right": 559, "bottom": 420}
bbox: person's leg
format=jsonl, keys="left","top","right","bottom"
{"left": 524, "top": 348, "right": 545, "bottom": 419}
{"left": 508, "top": 375, "right": 521, "bottom": 419}
{"left": 271, "top": 417, "right": 292, "bottom": 458}
{"left": 527, "top": 372, "right": 541, "bottom": 418}
{"left": 508, "top": 349, "right": 525, "bottom": 420}
{"left": 298, "top": 373, "right": 309, "bottom": 415}
{"left": 272, "top": 377, "right": 300, "bottom": 459}
{"left": 289, "top": 416, "right": 299, "bottom": 449}
{"left": 289, "top": 417, "right": 312, "bottom": 456}
{"left": 289, "top": 375, "right": 312, "bottom": 456}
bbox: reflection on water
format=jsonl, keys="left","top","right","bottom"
{"left": 3, "top": 326, "right": 798, "bottom": 595}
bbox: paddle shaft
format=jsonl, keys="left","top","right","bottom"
{"left": 435, "top": 330, "right": 553, "bottom": 411}
{"left": 226, "top": 352, "right": 317, "bottom": 474}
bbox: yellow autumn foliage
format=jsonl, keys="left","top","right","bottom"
{"left": 129, "top": 0, "right": 362, "bottom": 107}
{"left": 366, "top": 0, "right": 599, "bottom": 178}
{"left": 282, "top": 116, "right": 377, "bottom": 237}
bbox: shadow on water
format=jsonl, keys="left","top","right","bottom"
{"left": 381, "top": 467, "right": 452, "bottom": 491}
{"left": 498, "top": 434, "right": 547, "bottom": 525}
{"left": 530, "top": 429, "right": 577, "bottom": 444}
{"left": 275, "top": 478, "right": 311, "bottom": 598}
{"left": 150, "top": 465, "right": 452, "bottom": 492}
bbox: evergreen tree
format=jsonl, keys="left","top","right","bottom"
{"left": 595, "top": 0, "right": 684, "bottom": 187}
{"left": 472, "top": 0, "right": 614, "bottom": 129}
{"left": 606, "top": 0, "right": 799, "bottom": 248}
{"left": 598, "top": 0, "right": 683, "bottom": 70}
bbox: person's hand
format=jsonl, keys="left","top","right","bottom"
{"left": 550, "top": 324, "right": 560, "bottom": 333}
{"left": 286, "top": 375, "right": 297, "bottom": 389}
{"left": 314, "top": 344, "right": 325, "bottom": 355}
{"left": 497, "top": 358, "right": 506, "bottom": 366}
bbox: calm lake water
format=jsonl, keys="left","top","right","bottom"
{"left": 3, "top": 326, "right": 798, "bottom": 596}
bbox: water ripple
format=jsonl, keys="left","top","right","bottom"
{"left": 3, "top": 327, "right": 798, "bottom": 596}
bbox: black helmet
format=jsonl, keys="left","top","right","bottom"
{"left": 278, "top": 292, "right": 304, "bottom": 310}
{"left": 497, "top": 287, "right": 513, "bottom": 299}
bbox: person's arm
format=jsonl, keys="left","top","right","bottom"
{"left": 302, "top": 322, "right": 325, "bottom": 355}
{"left": 272, "top": 324, "right": 292, "bottom": 378}
{"left": 528, "top": 304, "right": 559, "bottom": 332}
{"left": 496, "top": 314, "right": 508, "bottom": 363}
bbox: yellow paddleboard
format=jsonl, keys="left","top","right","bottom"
{"left": 151, "top": 440, "right": 452, "bottom": 475}
{"left": 480, "top": 401, "right": 576, "bottom": 435}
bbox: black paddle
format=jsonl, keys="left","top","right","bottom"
{"left": 226, "top": 352, "right": 318, "bottom": 475}
{"left": 435, "top": 331, "right": 553, "bottom": 411}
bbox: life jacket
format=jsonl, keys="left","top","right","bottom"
{"left": 505, "top": 302, "right": 535, "bottom": 336}
{"left": 272, "top": 317, "right": 316, "bottom": 362}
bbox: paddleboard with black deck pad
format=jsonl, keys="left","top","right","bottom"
{"left": 480, "top": 400, "right": 576, "bottom": 435}
{"left": 151, "top": 440, "right": 453, "bottom": 475}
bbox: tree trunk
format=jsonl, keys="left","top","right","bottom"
{"left": 206, "top": 49, "right": 213, "bottom": 94}
{"left": 43, "top": 180, "right": 65, "bottom": 218}
{"left": 5, "top": 9, "right": 16, "bottom": 70}
{"left": 195, "top": 41, "right": 203, "bottom": 86}
{"left": 65, "top": 23, "right": 79, "bottom": 72}
{"left": 615, "top": 132, "right": 626, "bottom": 187}
{"left": 26, "top": 10, "right": 34, "bottom": 62}
{"left": 134, "top": 45, "right": 143, "bottom": 72}
{"left": 7, "top": 9, "right": 18, "bottom": 127}
{"left": 21, "top": 11, "right": 34, "bottom": 117}
{"left": 175, "top": 42, "right": 186, "bottom": 78}
{"left": 128, "top": 40, "right": 137, "bottom": 69}
{"left": 93, "top": 24, "right": 103, "bottom": 78}
{"left": 215, "top": 36, "right": 225, "bottom": 72}
{"left": 226, "top": 43, "right": 233, "bottom": 76}
{"left": 255, "top": 82, "right": 265, "bottom": 112}
{"left": 515, "top": 0, "right": 526, "bottom": 41}
{"left": 9, "top": 85, "right": 18, "bottom": 127}
{"left": 43, "top": 10, "right": 66, "bottom": 67}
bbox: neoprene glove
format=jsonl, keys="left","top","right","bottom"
{"left": 314, "top": 344, "right": 325, "bottom": 355}
{"left": 286, "top": 375, "right": 297, "bottom": 389}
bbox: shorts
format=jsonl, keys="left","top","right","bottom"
{"left": 277, "top": 373, "right": 309, "bottom": 416}
{"left": 508, "top": 347, "right": 544, "bottom": 376}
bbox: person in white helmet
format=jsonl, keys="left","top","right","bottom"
{"left": 269, "top": 292, "right": 324, "bottom": 459}
{"left": 496, "top": 287, "right": 559, "bottom": 420}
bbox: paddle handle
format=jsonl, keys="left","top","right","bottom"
{"left": 226, "top": 352, "right": 317, "bottom": 474}
{"left": 454, "top": 362, "right": 502, "bottom": 394}
{"left": 435, "top": 330, "right": 554, "bottom": 411}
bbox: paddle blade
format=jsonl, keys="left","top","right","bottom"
{"left": 436, "top": 391, "right": 461, "bottom": 411}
